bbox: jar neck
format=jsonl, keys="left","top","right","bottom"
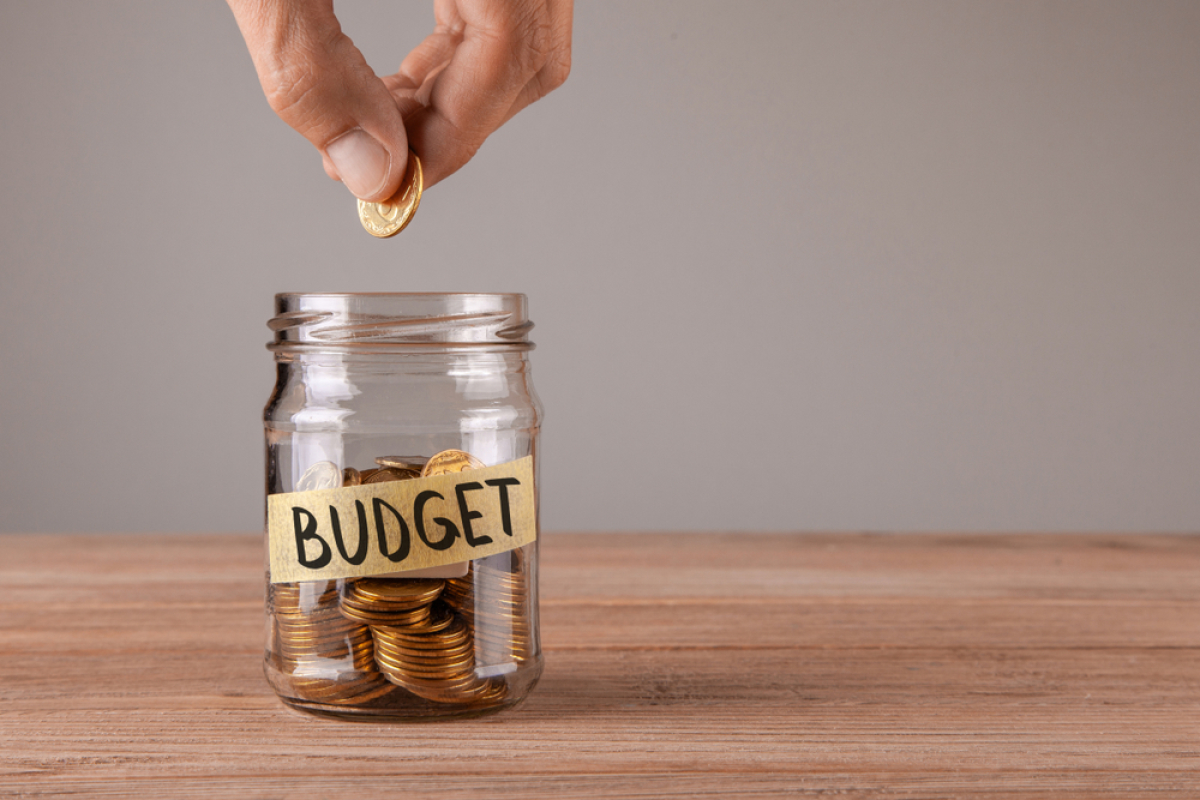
{"left": 268, "top": 293, "right": 534, "bottom": 353}
{"left": 270, "top": 342, "right": 533, "bottom": 360}
{"left": 265, "top": 347, "right": 541, "bottom": 428}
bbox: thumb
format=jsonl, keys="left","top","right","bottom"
{"left": 227, "top": 0, "right": 409, "bottom": 202}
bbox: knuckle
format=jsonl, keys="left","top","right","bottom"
{"left": 256, "top": 28, "right": 349, "bottom": 135}
{"left": 489, "top": 5, "right": 554, "bottom": 77}
{"left": 542, "top": 46, "right": 571, "bottom": 91}
{"left": 263, "top": 63, "right": 321, "bottom": 122}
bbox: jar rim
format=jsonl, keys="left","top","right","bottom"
{"left": 273, "top": 291, "right": 527, "bottom": 300}
{"left": 268, "top": 292, "right": 533, "bottom": 349}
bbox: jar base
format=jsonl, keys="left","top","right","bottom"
{"left": 278, "top": 695, "right": 526, "bottom": 722}
{"left": 264, "top": 655, "right": 543, "bottom": 722}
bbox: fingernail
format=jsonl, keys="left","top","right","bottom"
{"left": 326, "top": 129, "right": 390, "bottom": 199}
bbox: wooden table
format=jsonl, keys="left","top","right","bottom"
{"left": 2, "top": 533, "right": 1197, "bottom": 798}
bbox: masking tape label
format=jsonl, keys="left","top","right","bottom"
{"left": 267, "top": 456, "right": 535, "bottom": 584}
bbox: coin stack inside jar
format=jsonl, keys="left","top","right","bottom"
{"left": 444, "top": 550, "right": 534, "bottom": 666}
{"left": 270, "top": 580, "right": 396, "bottom": 705}
{"left": 267, "top": 449, "right": 528, "bottom": 711}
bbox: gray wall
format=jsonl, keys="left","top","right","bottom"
{"left": 2, "top": 1, "right": 1198, "bottom": 533}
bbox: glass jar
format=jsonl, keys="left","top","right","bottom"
{"left": 262, "top": 293, "right": 543, "bottom": 720}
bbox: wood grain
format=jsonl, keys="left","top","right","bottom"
{"left": 1, "top": 532, "right": 1197, "bottom": 798}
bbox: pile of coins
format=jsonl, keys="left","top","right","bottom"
{"left": 293, "top": 451, "right": 483, "bottom": 493}
{"left": 339, "top": 578, "right": 443, "bottom": 627}
{"left": 445, "top": 551, "right": 533, "bottom": 666}
{"left": 270, "top": 449, "right": 527, "bottom": 710}
{"left": 371, "top": 599, "right": 507, "bottom": 705}
{"left": 269, "top": 581, "right": 396, "bottom": 705}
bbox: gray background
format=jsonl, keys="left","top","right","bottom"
{"left": 1, "top": 1, "right": 1198, "bottom": 533}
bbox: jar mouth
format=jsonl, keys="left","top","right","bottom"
{"left": 268, "top": 293, "right": 533, "bottom": 349}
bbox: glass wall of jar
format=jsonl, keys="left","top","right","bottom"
{"left": 263, "top": 293, "right": 543, "bottom": 720}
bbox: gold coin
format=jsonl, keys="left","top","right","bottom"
{"left": 372, "top": 628, "right": 472, "bottom": 652}
{"left": 342, "top": 586, "right": 435, "bottom": 607}
{"left": 396, "top": 679, "right": 492, "bottom": 703}
{"left": 373, "top": 648, "right": 476, "bottom": 672}
{"left": 372, "top": 637, "right": 467, "bottom": 658}
{"left": 278, "top": 630, "right": 372, "bottom": 647}
{"left": 274, "top": 608, "right": 349, "bottom": 624}
{"left": 280, "top": 649, "right": 374, "bottom": 666}
{"left": 375, "top": 639, "right": 475, "bottom": 660}
{"left": 279, "top": 642, "right": 374, "bottom": 660}
{"left": 272, "top": 591, "right": 339, "bottom": 609}
{"left": 274, "top": 599, "right": 343, "bottom": 614}
{"left": 383, "top": 605, "right": 457, "bottom": 634}
{"left": 339, "top": 611, "right": 430, "bottom": 629}
{"left": 375, "top": 455, "right": 430, "bottom": 470}
{"left": 377, "top": 624, "right": 471, "bottom": 647}
{"left": 289, "top": 675, "right": 392, "bottom": 702}
{"left": 341, "top": 608, "right": 430, "bottom": 627}
{"left": 327, "top": 681, "right": 398, "bottom": 704}
{"left": 275, "top": 620, "right": 355, "bottom": 636}
{"left": 306, "top": 683, "right": 396, "bottom": 705}
{"left": 285, "top": 653, "right": 377, "bottom": 673}
{"left": 340, "top": 596, "right": 431, "bottom": 615}
{"left": 450, "top": 582, "right": 525, "bottom": 597}
{"left": 407, "top": 689, "right": 488, "bottom": 705}
{"left": 357, "top": 152, "right": 423, "bottom": 238}
{"left": 421, "top": 449, "right": 486, "bottom": 477}
{"left": 277, "top": 629, "right": 366, "bottom": 645}
{"left": 351, "top": 578, "right": 444, "bottom": 604}
{"left": 277, "top": 632, "right": 366, "bottom": 649}
{"left": 343, "top": 467, "right": 362, "bottom": 487}
{"left": 388, "top": 673, "right": 480, "bottom": 692}
{"left": 475, "top": 680, "right": 509, "bottom": 703}
{"left": 375, "top": 660, "right": 475, "bottom": 681}
{"left": 364, "top": 467, "right": 421, "bottom": 484}
{"left": 273, "top": 599, "right": 339, "bottom": 616}
{"left": 271, "top": 582, "right": 339, "bottom": 600}
{"left": 276, "top": 627, "right": 360, "bottom": 644}
{"left": 303, "top": 646, "right": 377, "bottom": 664}
{"left": 276, "top": 632, "right": 363, "bottom": 648}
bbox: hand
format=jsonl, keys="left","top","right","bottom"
{"left": 226, "top": 0, "right": 572, "bottom": 201}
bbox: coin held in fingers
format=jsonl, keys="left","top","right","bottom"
{"left": 357, "top": 152, "right": 423, "bottom": 238}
